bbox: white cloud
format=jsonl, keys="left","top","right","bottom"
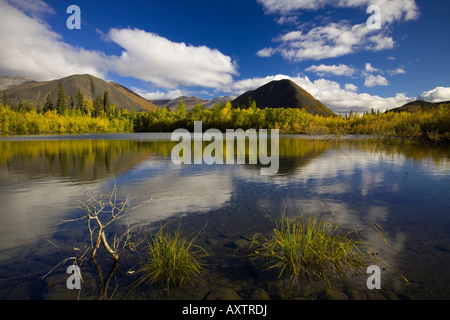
{"left": 388, "top": 67, "right": 407, "bottom": 76}
{"left": 107, "top": 28, "right": 238, "bottom": 89}
{"left": 365, "top": 63, "right": 406, "bottom": 78}
{"left": 364, "top": 62, "right": 404, "bottom": 86}
{"left": 276, "top": 22, "right": 374, "bottom": 61}
{"left": 271, "top": 22, "right": 397, "bottom": 62}
{"left": 6, "top": 0, "right": 55, "bottom": 17}
{"left": 305, "top": 64, "right": 356, "bottom": 77}
{"left": 275, "top": 15, "right": 299, "bottom": 25}
{"left": 0, "top": 1, "right": 238, "bottom": 90}
{"left": 365, "top": 63, "right": 381, "bottom": 73}
{"left": 134, "top": 89, "right": 190, "bottom": 101}
{"left": 364, "top": 74, "right": 389, "bottom": 87}
{"left": 256, "top": 47, "right": 277, "bottom": 58}
{"left": 257, "top": 0, "right": 329, "bottom": 14}
{"left": 345, "top": 83, "right": 358, "bottom": 92}
{"left": 256, "top": 0, "right": 419, "bottom": 62}
{"left": 367, "top": 33, "right": 395, "bottom": 51}
{"left": 257, "top": 0, "right": 420, "bottom": 23}
{"left": 0, "top": 0, "right": 109, "bottom": 81}
{"left": 419, "top": 87, "right": 450, "bottom": 103}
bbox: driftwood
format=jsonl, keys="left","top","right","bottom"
{"left": 74, "top": 184, "right": 151, "bottom": 261}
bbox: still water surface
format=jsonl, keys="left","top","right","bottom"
{"left": 0, "top": 133, "right": 449, "bottom": 299}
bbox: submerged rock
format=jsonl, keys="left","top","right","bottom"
{"left": 224, "top": 238, "right": 251, "bottom": 251}
{"left": 250, "top": 288, "right": 271, "bottom": 300}
{"left": 204, "top": 286, "right": 242, "bottom": 300}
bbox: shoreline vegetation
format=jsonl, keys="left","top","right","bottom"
{"left": 1, "top": 98, "right": 449, "bottom": 144}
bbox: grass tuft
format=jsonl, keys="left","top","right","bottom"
{"left": 251, "top": 212, "right": 377, "bottom": 287}
{"left": 134, "top": 221, "right": 206, "bottom": 290}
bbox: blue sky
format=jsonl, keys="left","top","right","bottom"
{"left": 1, "top": 0, "right": 449, "bottom": 113}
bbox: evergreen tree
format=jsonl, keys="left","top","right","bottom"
{"left": 76, "top": 88, "right": 85, "bottom": 114}
{"left": 56, "top": 82, "right": 67, "bottom": 114}
{"left": 103, "top": 91, "right": 111, "bottom": 116}
{"left": 3, "top": 91, "right": 7, "bottom": 107}
{"left": 43, "top": 94, "right": 54, "bottom": 112}
{"left": 244, "top": 96, "right": 257, "bottom": 111}
{"left": 67, "top": 93, "right": 74, "bottom": 110}
{"left": 93, "top": 94, "right": 104, "bottom": 118}
{"left": 103, "top": 91, "right": 109, "bottom": 109}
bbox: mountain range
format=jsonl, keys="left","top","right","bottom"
{"left": 1, "top": 74, "right": 447, "bottom": 116}
{"left": 149, "top": 95, "right": 236, "bottom": 111}
{"left": 150, "top": 96, "right": 207, "bottom": 111}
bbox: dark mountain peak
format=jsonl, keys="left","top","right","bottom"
{"left": 269, "top": 78, "right": 297, "bottom": 87}
{"left": 231, "top": 78, "right": 335, "bottom": 117}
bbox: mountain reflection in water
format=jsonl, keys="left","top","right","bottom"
{"left": 0, "top": 134, "right": 449, "bottom": 299}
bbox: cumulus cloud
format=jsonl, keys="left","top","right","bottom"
{"left": 365, "top": 63, "right": 381, "bottom": 73}
{"left": 303, "top": 62, "right": 405, "bottom": 89}
{"left": 305, "top": 64, "right": 356, "bottom": 77}
{"left": 107, "top": 28, "right": 238, "bottom": 89}
{"left": 362, "top": 62, "right": 406, "bottom": 86}
{"left": 265, "top": 22, "right": 396, "bottom": 62}
{"left": 0, "top": 1, "right": 238, "bottom": 90}
{"left": 6, "top": 0, "right": 55, "bottom": 18}
{"left": 419, "top": 87, "right": 450, "bottom": 102}
{"left": 257, "top": 0, "right": 420, "bottom": 23}
{"left": 345, "top": 83, "right": 358, "bottom": 92}
{"left": 134, "top": 88, "right": 190, "bottom": 101}
{"left": 276, "top": 23, "right": 372, "bottom": 61}
{"left": 256, "top": 47, "right": 277, "bottom": 58}
{"left": 0, "top": 0, "right": 109, "bottom": 81}
{"left": 256, "top": 0, "right": 419, "bottom": 62}
{"left": 364, "top": 74, "right": 389, "bottom": 87}
{"left": 367, "top": 33, "right": 395, "bottom": 51}
{"left": 388, "top": 67, "right": 407, "bottom": 76}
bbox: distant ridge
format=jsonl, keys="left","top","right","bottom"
{"left": 149, "top": 95, "right": 236, "bottom": 110}
{"left": 0, "top": 76, "right": 35, "bottom": 91}
{"left": 201, "top": 95, "right": 235, "bottom": 109}
{"left": 231, "top": 79, "right": 334, "bottom": 117}
{"left": 387, "top": 100, "right": 450, "bottom": 113}
{"left": 1, "top": 74, "right": 157, "bottom": 112}
{"left": 150, "top": 96, "right": 207, "bottom": 111}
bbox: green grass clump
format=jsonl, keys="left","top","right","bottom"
{"left": 135, "top": 222, "right": 206, "bottom": 289}
{"left": 251, "top": 213, "right": 375, "bottom": 287}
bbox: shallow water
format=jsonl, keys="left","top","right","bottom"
{"left": 0, "top": 134, "right": 449, "bottom": 300}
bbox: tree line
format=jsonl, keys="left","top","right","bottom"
{"left": 0, "top": 84, "right": 132, "bottom": 134}
{"left": 130, "top": 100, "right": 450, "bottom": 143}
{"left": 1, "top": 88, "right": 449, "bottom": 143}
